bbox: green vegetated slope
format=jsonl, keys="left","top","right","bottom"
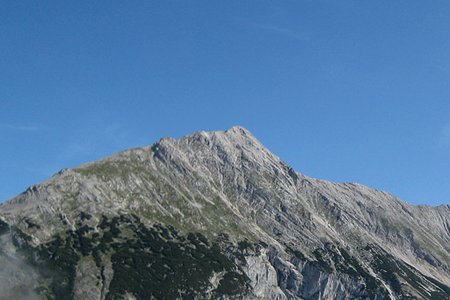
{"left": 7, "top": 214, "right": 255, "bottom": 299}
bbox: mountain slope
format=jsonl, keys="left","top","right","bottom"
{"left": 0, "top": 126, "right": 449, "bottom": 299}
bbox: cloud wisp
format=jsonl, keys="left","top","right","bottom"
{"left": 0, "top": 124, "right": 40, "bottom": 132}
{"left": 248, "top": 22, "right": 307, "bottom": 41}
{"left": 0, "top": 230, "right": 41, "bottom": 300}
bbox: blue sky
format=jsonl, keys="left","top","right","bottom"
{"left": 1, "top": 1, "right": 450, "bottom": 206}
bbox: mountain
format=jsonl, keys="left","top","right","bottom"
{"left": 0, "top": 126, "right": 449, "bottom": 300}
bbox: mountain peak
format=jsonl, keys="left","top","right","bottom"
{"left": 157, "top": 126, "right": 256, "bottom": 147}
{"left": 154, "top": 126, "right": 265, "bottom": 158}
{"left": 1, "top": 127, "right": 450, "bottom": 300}
{"left": 224, "top": 125, "right": 252, "bottom": 136}
{"left": 188, "top": 125, "right": 257, "bottom": 143}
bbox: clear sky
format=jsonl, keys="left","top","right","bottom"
{"left": 1, "top": 1, "right": 450, "bottom": 206}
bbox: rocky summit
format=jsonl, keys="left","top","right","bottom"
{"left": 0, "top": 126, "right": 449, "bottom": 300}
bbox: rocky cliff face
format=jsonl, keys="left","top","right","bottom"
{"left": 0, "top": 126, "right": 449, "bottom": 299}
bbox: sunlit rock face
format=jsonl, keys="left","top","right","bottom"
{"left": 1, "top": 126, "right": 449, "bottom": 299}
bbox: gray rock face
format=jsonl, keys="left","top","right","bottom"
{"left": 243, "top": 248, "right": 286, "bottom": 299}
{"left": 0, "top": 126, "right": 449, "bottom": 299}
